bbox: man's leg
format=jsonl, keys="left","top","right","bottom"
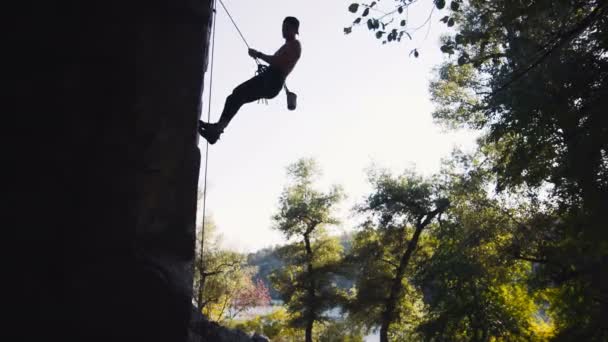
{"left": 199, "top": 75, "right": 265, "bottom": 144}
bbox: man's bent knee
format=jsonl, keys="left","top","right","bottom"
{"left": 226, "top": 92, "right": 241, "bottom": 105}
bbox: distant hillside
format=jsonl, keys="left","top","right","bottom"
{"left": 246, "top": 246, "right": 284, "bottom": 299}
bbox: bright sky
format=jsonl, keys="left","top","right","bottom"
{"left": 197, "top": 0, "right": 477, "bottom": 252}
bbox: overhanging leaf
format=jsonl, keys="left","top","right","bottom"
{"left": 458, "top": 55, "right": 468, "bottom": 65}
{"left": 435, "top": 0, "right": 446, "bottom": 10}
{"left": 455, "top": 34, "right": 464, "bottom": 44}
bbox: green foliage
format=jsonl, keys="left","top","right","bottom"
{"left": 414, "top": 158, "right": 555, "bottom": 340}
{"left": 427, "top": 0, "right": 608, "bottom": 339}
{"left": 271, "top": 158, "right": 345, "bottom": 341}
{"left": 234, "top": 153, "right": 589, "bottom": 340}
{"left": 344, "top": 169, "right": 447, "bottom": 340}
{"left": 193, "top": 215, "right": 253, "bottom": 322}
{"left": 429, "top": 63, "right": 484, "bottom": 129}
{"left": 317, "top": 319, "right": 365, "bottom": 342}
{"left": 361, "top": 169, "right": 443, "bottom": 226}
{"left": 344, "top": 226, "right": 426, "bottom": 334}
{"left": 230, "top": 307, "right": 304, "bottom": 341}
{"left": 230, "top": 307, "right": 365, "bottom": 342}
{"left": 273, "top": 158, "right": 343, "bottom": 240}
{"left": 247, "top": 234, "right": 356, "bottom": 301}
{"left": 270, "top": 235, "right": 345, "bottom": 323}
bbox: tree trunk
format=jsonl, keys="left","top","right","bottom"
{"left": 304, "top": 232, "right": 315, "bottom": 342}
{"left": 197, "top": 222, "right": 207, "bottom": 310}
{"left": 379, "top": 223, "right": 424, "bottom": 342}
{"left": 379, "top": 206, "right": 446, "bottom": 342}
{"left": 305, "top": 319, "right": 314, "bottom": 342}
{"left": 197, "top": 267, "right": 207, "bottom": 311}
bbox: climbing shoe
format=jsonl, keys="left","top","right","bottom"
{"left": 199, "top": 120, "right": 214, "bottom": 131}
{"left": 198, "top": 121, "right": 223, "bottom": 145}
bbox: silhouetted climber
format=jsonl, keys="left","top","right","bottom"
{"left": 198, "top": 16, "right": 302, "bottom": 144}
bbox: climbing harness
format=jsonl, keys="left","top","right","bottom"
{"left": 255, "top": 64, "right": 269, "bottom": 105}
{"left": 218, "top": 0, "right": 298, "bottom": 110}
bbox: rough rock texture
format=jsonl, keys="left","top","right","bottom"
{"left": 8, "top": 1, "right": 213, "bottom": 341}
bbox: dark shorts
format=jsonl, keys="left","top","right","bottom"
{"left": 233, "top": 66, "right": 285, "bottom": 101}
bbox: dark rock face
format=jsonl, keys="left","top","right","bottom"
{"left": 8, "top": 1, "right": 214, "bottom": 341}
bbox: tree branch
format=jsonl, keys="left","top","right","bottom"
{"left": 465, "top": 53, "right": 507, "bottom": 66}
{"left": 492, "top": 0, "right": 608, "bottom": 94}
{"left": 381, "top": 258, "right": 400, "bottom": 269}
{"left": 201, "top": 260, "right": 243, "bottom": 278}
{"left": 513, "top": 254, "right": 549, "bottom": 264}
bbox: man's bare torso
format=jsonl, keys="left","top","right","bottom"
{"left": 273, "top": 40, "right": 301, "bottom": 76}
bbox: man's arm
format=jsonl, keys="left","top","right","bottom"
{"left": 248, "top": 49, "right": 275, "bottom": 65}
{"left": 249, "top": 42, "right": 300, "bottom": 69}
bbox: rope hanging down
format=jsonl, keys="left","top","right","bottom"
{"left": 201, "top": 0, "right": 262, "bottom": 254}
{"left": 218, "top": 0, "right": 251, "bottom": 49}
{"left": 199, "top": 0, "right": 218, "bottom": 268}
{"left": 218, "top": 0, "right": 260, "bottom": 68}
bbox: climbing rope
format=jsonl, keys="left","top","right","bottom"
{"left": 217, "top": 0, "right": 270, "bottom": 104}
{"left": 217, "top": 0, "right": 293, "bottom": 101}
{"left": 218, "top": 0, "right": 261, "bottom": 67}
{"left": 218, "top": 0, "right": 252, "bottom": 50}
{"left": 200, "top": 0, "right": 218, "bottom": 266}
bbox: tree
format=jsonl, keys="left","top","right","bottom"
{"left": 271, "top": 158, "right": 345, "bottom": 342}
{"left": 228, "top": 278, "right": 271, "bottom": 320}
{"left": 247, "top": 235, "right": 356, "bottom": 301}
{"left": 345, "top": 169, "right": 448, "bottom": 342}
{"left": 229, "top": 306, "right": 365, "bottom": 342}
{"left": 426, "top": 1, "right": 608, "bottom": 339}
{"left": 318, "top": 319, "right": 365, "bottom": 342}
{"left": 348, "top": 0, "right": 608, "bottom": 338}
{"left": 193, "top": 213, "right": 252, "bottom": 322}
{"left": 229, "top": 307, "right": 304, "bottom": 341}
{"left": 345, "top": 227, "right": 428, "bottom": 341}
{"left": 414, "top": 153, "right": 554, "bottom": 341}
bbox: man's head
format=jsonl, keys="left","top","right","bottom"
{"left": 282, "top": 16, "right": 300, "bottom": 39}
